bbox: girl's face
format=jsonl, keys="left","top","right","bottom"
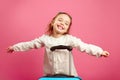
{"left": 52, "top": 14, "right": 71, "bottom": 36}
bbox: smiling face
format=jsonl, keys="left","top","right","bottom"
{"left": 46, "top": 12, "right": 72, "bottom": 36}
{"left": 52, "top": 14, "right": 71, "bottom": 37}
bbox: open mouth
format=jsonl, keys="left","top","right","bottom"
{"left": 57, "top": 25, "right": 64, "bottom": 30}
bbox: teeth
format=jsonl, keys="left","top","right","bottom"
{"left": 57, "top": 25, "right": 64, "bottom": 30}
{"left": 59, "top": 26, "right": 63, "bottom": 30}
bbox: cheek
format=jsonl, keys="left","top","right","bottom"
{"left": 53, "top": 22, "right": 58, "bottom": 27}
{"left": 66, "top": 26, "right": 70, "bottom": 30}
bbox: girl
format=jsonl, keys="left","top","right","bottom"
{"left": 7, "top": 12, "right": 109, "bottom": 76}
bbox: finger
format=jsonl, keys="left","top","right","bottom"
{"left": 105, "top": 52, "right": 110, "bottom": 56}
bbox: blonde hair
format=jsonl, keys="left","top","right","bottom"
{"left": 45, "top": 12, "right": 72, "bottom": 35}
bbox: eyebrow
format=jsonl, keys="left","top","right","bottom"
{"left": 58, "top": 18, "right": 70, "bottom": 23}
{"left": 58, "top": 18, "right": 63, "bottom": 20}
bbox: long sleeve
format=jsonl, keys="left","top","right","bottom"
{"left": 13, "top": 35, "right": 45, "bottom": 51}
{"left": 69, "top": 35, "right": 103, "bottom": 57}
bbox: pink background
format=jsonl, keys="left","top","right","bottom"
{"left": 0, "top": 0, "right": 120, "bottom": 80}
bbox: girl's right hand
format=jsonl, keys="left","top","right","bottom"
{"left": 7, "top": 46, "right": 14, "bottom": 53}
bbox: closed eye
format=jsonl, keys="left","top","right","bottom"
{"left": 58, "top": 18, "right": 63, "bottom": 22}
{"left": 65, "top": 23, "right": 69, "bottom": 26}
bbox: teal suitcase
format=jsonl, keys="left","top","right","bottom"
{"left": 39, "top": 76, "right": 82, "bottom": 80}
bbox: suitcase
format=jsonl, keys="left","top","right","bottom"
{"left": 38, "top": 45, "right": 82, "bottom": 80}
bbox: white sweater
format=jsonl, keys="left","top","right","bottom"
{"left": 13, "top": 34, "right": 103, "bottom": 76}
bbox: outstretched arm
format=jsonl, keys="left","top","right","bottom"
{"left": 7, "top": 35, "right": 45, "bottom": 53}
{"left": 69, "top": 35, "right": 110, "bottom": 57}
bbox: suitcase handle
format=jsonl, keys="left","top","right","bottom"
{"left": 50, "top": 45, "right": 73, "bottom": 51}
{"left": 50, "top": 45, "right": 73, "bottom": 77}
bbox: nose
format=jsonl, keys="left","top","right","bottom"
{"left": 60, "top": 22, "right": 64, "bottom": 26}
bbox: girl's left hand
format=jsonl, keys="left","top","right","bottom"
{"left": 101, "top": 51, "right": 110, "bottom": 57}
